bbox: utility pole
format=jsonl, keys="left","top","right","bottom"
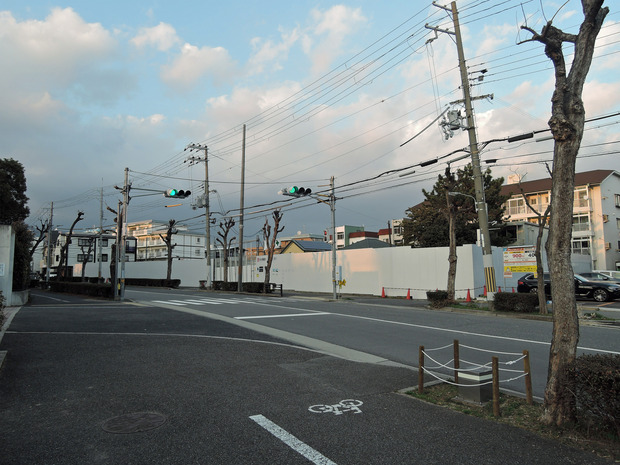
{"left": 45, "top": 202, "right": 53, "bottom": 284}
{"left": 98, "top": 186, "right": 103, "bottom": 282}
{"left": 330, "top": 176, "right": 337, "bottom": 300}
{"left": 237, "top": 124, "right": 246, "bottom": 293}
{"left": 185, "top": 143, "right": 211, "bottom": 289}
{"left": 119, "top": 167, "right": 130, "bottom": 300}
{"left": 427, "top": 1, "right": 497, "bottom": 297}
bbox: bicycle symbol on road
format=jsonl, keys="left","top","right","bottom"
{"left": 308, "top": 399, "right": 363, "bottom": 415}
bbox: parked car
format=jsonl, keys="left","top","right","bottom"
{"left": 579, "top": 271, "right": 620, "bottom": 284}
{"left": 516, "top": 273, "right": 550, "bottom": 294}
{"left": 517, "top": 272, "right": 620, "bottom": 302}
{"left": 593, "top": 270, "right": 620, "bottom": 280}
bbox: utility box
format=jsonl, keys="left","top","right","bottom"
{"left": 458, "top": 368, "right": 492, "bottom": 404}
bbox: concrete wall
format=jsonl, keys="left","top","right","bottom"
{"left": 73, "top": 243, "right": 593, "bottom": 299}
{"left": 0, "top": 225, "right": 15, "bottom": 304}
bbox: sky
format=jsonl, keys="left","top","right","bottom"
{"left": 2, "top": 0, "right": 619, "bottom": 243}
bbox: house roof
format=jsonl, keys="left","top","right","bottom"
{"left": 281, "top": 239, "right": 332, "bottom": 253}
{"left": 501, "top": 169, "right": 616, "bottom": 196}
{"left": 378, "top": 228, "right": 391, "bottom": 235}
{"left": 343, "top": 238, "right": 392, "bottom": 249}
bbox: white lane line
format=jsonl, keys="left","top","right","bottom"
{"left": 183, "top": 299, "right": 224, "bottom": 305}
{"left": 152, "top": 300, "right": 187, "bottom": 306}
{"left": 236, "top": 312, "right": 331, "bottom": 320}
{"left": 249, "top": 414, "right": 337, "bottom": 465}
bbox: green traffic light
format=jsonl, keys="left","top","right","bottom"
{"left": 288, "top": 186, "right": 299, "bottom": 194}
{"left": 169, "top": 189, "right": 178, "bottom": 196}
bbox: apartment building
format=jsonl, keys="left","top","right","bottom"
{"left": 501, "top": 169, "right": 620, "bottom": 271}
{"left": 126, "top": 220, "right": 205, "bottom": 261}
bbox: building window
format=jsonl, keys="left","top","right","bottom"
{"left": 195, "top": 249, "right": 201, "bottom": 256}
{"left": 337, "top": 232, "right": 344, "bottom": 240}
{"left": 572, "top": 214, "right": 590, "bottom": 232}
{"left": 196, "top": 237, "right": 201, "bottom": 243}
{"left": 101, "top": 254, "right": 108, "bottom": 262}
{"left": 572, "top": 239, "right": 591, "bottom": 255}
{"left": 101, "top": 238, "right": 108, "bottom": 247}
{"left": 78, "top": 238, "right": 93, "bottom": 246}
{"left": 77, "top": 254, "right": 94, "bottom": 262}
{"left": 507, "top": 197, "right": 525, "bottom": 216}
{"left": 616, "top": 194, "right": 620, "bottom": 207}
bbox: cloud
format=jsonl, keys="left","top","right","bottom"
{"left": 247, "top": 27, "right": 301, "bottom": 75}
{"left": 306, "top": 5, "right": 367, "bottom": 75}
{"left": 161, "top": 43, "right": 238, "bottom": 89}
{"left": 0, "top": 8, "right": 115, "bottom": 88}
{"left": 131, "top": 22, "right": 180, "bottom": 51}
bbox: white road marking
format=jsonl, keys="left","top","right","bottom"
{"left": 249, "top": 414, "right": 337, "bottom": 465}
{"left": 152, "top": 300, "right": 187, "bottom": 306}
{"left": 236, "top": 312, "right": 331, "bottom": 320}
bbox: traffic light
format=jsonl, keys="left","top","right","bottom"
{"left": 282, "top": 186, "right": 312, "bottom": 197}
{"left": 164, "top": 188, "right": 191, "bottom": 198}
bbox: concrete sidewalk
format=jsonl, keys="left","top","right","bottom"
{"left": 0, "top": 298, "right": 613, "bottom": 464}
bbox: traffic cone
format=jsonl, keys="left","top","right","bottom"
{"left": 466, "top": 289, "right": 472, "bottom": 302}
{"left": 381, "top": 287, "right": 386, "bottom": 298}
{"left": 512, "top": 287, "right": 515, "bottom": 293}
{"left": 406, "top": 289, "right": 411, "bottom": 300}
{"left": 498, "top": 286, "right": 502, "bottom": 293}
{"left": 483, "top": 285, "right": 487, "bottom": 297}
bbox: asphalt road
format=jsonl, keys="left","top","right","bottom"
{"left": 125, "top": 287, "right": 620, "bottom": 401}
{"left": 0, "top": 289, "right": 616, "bottom": 464}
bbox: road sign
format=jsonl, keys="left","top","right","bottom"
{"left": 503, "top": 246, "right": 537, "bottom": 278}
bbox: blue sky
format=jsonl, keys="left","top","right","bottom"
{"left": 2, "top": 1, "right": 619, "bottom": 241}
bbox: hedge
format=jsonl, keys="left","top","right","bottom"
{"left": 570, "top": 354, "right": 620, "bottom": 439}
{"left": 124, "top": 278, "right": 180, "bottom": 288}
{"left": 426, "top": 290, "right": 452, "bottom": 308}
{"left": 493, "top": 293, "right": 539, "bottom": 313}
{"left": 211, "top": 281, "right": 276, "bottom": 293}
{"left": 49, "top": 281, "right": 113, "bottom": 298}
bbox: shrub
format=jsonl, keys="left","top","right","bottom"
{"left": 493, "top": 293, "right": 539, "bottom": 313}
{"left": 570, "top": 354, "right": 620, "bottom": 439}
{"left": 0, "top": 290, "right": 5, "bottom": 328}
{"left": 124, "top": 278, "right": 181, "bottom": 288}
{"left": 426, "top": 290, "right": 451, "bottom": 308}
{"left": 49, "top": 281, "right": 113, "bottom": 298}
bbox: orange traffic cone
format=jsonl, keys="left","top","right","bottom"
{"left": 466, "top": 289, "right": 472, "bottom": 302}
{"left": 483, "top": 285, "right": 487, "bottom": 297}
{"left": 512, "top": 287, "right": 515, "bottom": 293}
{"left": 406, "top": 289, "right": 411, "bottom": 300}
{"left": 498, "top": 286, "right": 502, "bottom": 293}
{"left": 381, "top": 287, "right": 386, "bottom": 298}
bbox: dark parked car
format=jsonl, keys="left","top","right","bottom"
{"left": 578, "top": 271, "right": 620, "bottom": 285}
{"left": 516, "top": 273, "right": 550, "bottom": 294}
{"left": 517, "top": 273, "right": 620, "bottom": 302}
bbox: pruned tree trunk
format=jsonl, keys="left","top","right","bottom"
{"left": 57, "top": 211, "right": 84, "bottom": 279}
{"left": 263, "top": 210, "right": 284, "bottom": 293}
{"left": 159, "top": 219, "right": 178, "bottom": 281}
{"left": 521, "top": 0, "right": 608, "bottom": 426}
{"left": 446, "top": 190, "right": 457, "bottom": 301}
{"left": 216, "top": 218, "right": 236, "bottom": 283}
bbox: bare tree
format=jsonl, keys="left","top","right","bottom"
{"left": 57, "top": 211, "right": 84, "bottom": 279}
{"left": 79, "top": 237, "right": 95, "bottom": 280}
{"left": 215, "top": 218, "right": 236, "bottom": 283}
{"left": 262, "top": 210, "right": 284, "bottom": 293}
{"left": 520, "top": 0, "right": 609, "bottom": 426}
{"left": 29, "top": 219, "right": 50, "bottom": 259}
{"left": 513, "top": 167, "right": 552, "bottom": 314}
{"left": 159, "top": 219, "right": 178, "bottom": 280}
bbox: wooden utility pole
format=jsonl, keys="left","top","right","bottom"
{"left": 237, "top": 124, "right": 246, "bottom": 292}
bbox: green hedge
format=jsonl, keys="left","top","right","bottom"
{"left": 211, "top": 281, "right": 276, "bottom": 293}
{"left": 570, "top": 354, "right": 620, "bottom": 439}
{"left": 493, "top": 293, "right": 539, "bottom": 313}
{"left": 426, "top": 290, "right": 451, "bottom": 308}
{"left": 49, "top": 281, "right": 113, "bottom": 298}
{"left": 124, "top": 278, "right": 180, "bottom": 288}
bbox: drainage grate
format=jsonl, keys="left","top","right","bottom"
{"left": 102, "top": 412, "right": 167, "bottom": 434}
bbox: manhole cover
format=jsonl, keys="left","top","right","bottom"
{"left": 102, "top": 412, "right": 166, "bottom": 434}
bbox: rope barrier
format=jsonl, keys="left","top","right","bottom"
{"left": 459, "top": 344, "right": 523, "bottom": 357}
{"left": 418, "top": 340, "right": 535, "bottom": 409}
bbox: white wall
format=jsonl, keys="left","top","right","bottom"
{"left": 89, "top": 244, "right": 592, "bottom": 298}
